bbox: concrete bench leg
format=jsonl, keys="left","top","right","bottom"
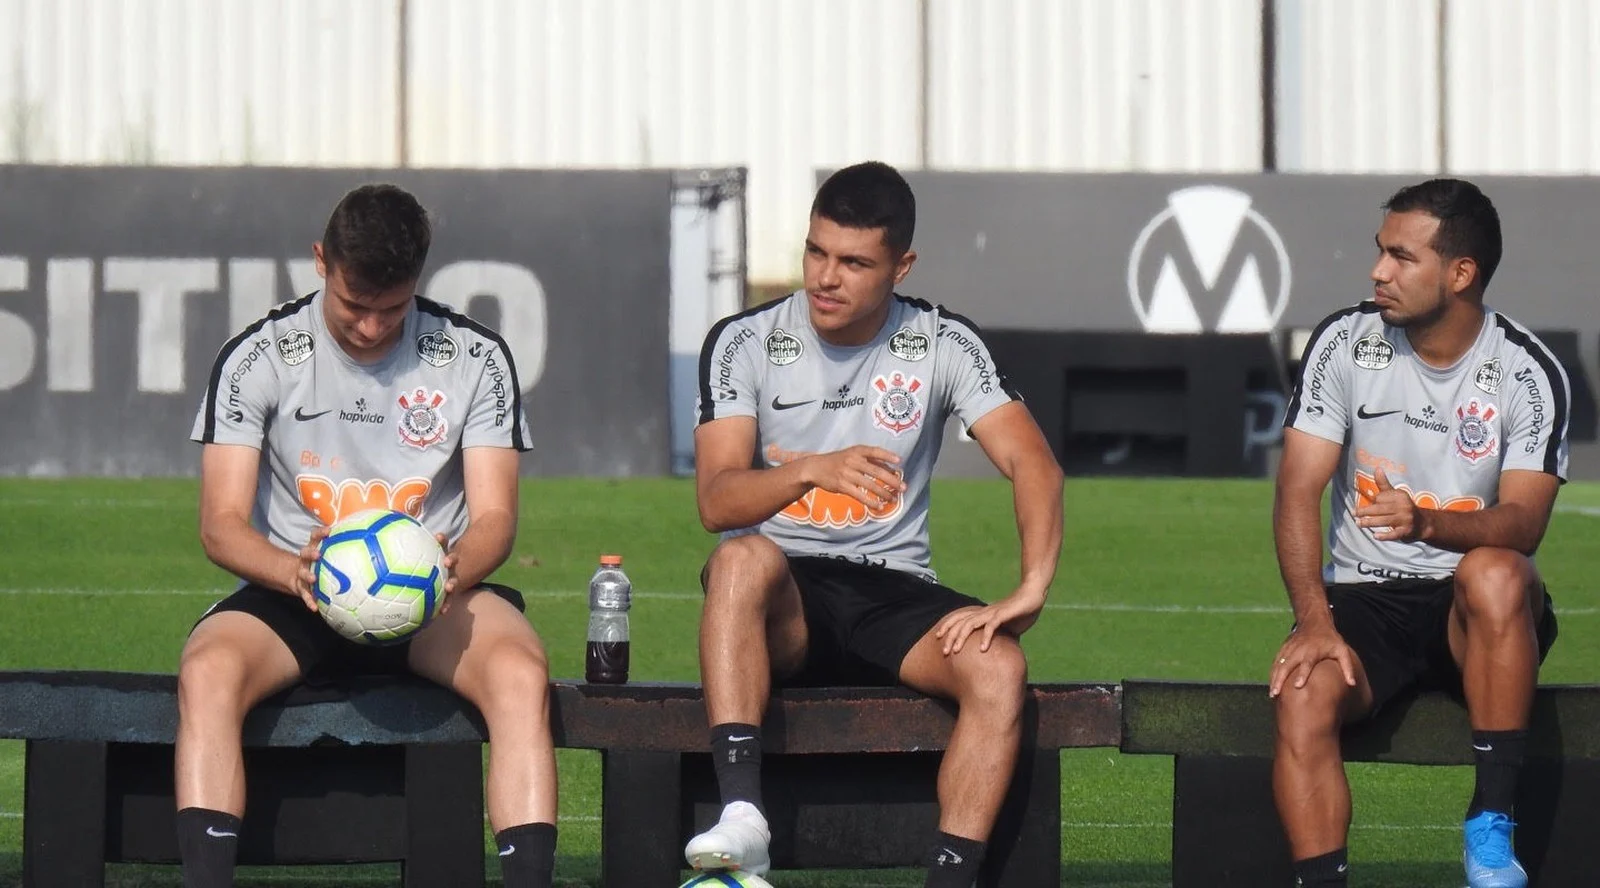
{"left": 404, "top": 742, "right": 485, "bottom": 888}
{"left": 602, "top": 750, "right": 682, "bottom": 888}
{"left": 24, "top": 739, "right": 108, "bottom": 888}
{"left": 1517, "top": 756, "right": 1600, "bottom": 884}
{"left": 983, "top": 745, "right": 1061, "bottom": 888}
{"left": 1171, "top": 754, "right": 1291, "bottom": 887}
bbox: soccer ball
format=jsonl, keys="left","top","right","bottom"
{"left": 678, "top": 874, "right": 774, "bottom": 888}
{"left": 313, "top": 509, "right": 447, "bottom": 645}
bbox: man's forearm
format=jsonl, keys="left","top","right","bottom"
{"left": 201, "top": 513, "right": 299, "bottom": 596}
{"left": 1420, "top": 503, "right": 1543, "bottom": 555}
{"left": 1012, "top": 460, "right": 1064, "bottom": 596}
{"left": 1274, "top": 491, "right": 1332, "bottom": 626}
{"left": 699, "top": 460, "right": 817, "bottom": 532}
{"left": 448, "top": 508, "right": 516, "bottom": 592}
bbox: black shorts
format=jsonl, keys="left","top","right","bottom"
{"left": 780, "top": 555, "right": 986, "bottom": 687}
{"left": 1324, "top": 576, "right": 1558, "bottom": 714}
{"left": 196, "top": 582, "right": 525, "bottom": 686}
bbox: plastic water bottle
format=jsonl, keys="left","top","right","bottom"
{"left": 585, "top": 554, "right": 631, "bottom": 684}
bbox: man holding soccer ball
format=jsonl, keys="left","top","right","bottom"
{"left": 180, "top": 184, "right": 557, "bottom": 888}
{"left": 689, "top": 162, "right": 1065, "bottom": 886}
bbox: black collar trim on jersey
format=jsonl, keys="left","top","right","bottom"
{"left": 413, "top": 297, "right": 531, "bottom": 452}
{"left": 199, "top": 291, "right": 317, "bottom": 443}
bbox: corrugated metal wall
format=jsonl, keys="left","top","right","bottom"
{"left": 1445, "top": 0, "right": 1600, "bottom": 174}
{"left": 3, "top": 0, "right": 1598, "bottom": 279}
{"left": 927, "top": 0, "right": 1262, "bottom": 172}
{"left": 405, "top": 0, "right": 923, "bottom": 283}
{"left": 1275, "top": 0, "right": 1441, "bottom": 172}
{"left": 0, "top": 0, "right": 398, "bottom": 166}
{"left": 1276, "top": 0, "right": 1600, "bottom": 175}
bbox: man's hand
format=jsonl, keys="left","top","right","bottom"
{"left": 804, "top": 445, "right": 905, "bottom": 508}
{"left": 933, "top": 588, "right": 1046, "bottom": 655}
{"left": 288, "top": 527, "right": 329, "bottom": 612}
{"left": 1354, "top": 467, "right": 1427, "bottom": 542}
{"left": 1268, "top": 621, "right": 1357, "bottom": 697}
{"left": 434, "top": 532, "right": 461, "bottom": 616}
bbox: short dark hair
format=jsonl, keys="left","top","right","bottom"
{"left": 321, "top": 183, "right": 432, "bottom": 294}
{"left": 1382, "top": 178, "right": 1502, "bottom": 289}
{"left": 811, "top": 161, "right": 916, "bottom": 255}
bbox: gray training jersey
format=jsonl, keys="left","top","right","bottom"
{"left": 1285, "top": 302, "right": 1569, "bottom": 584}
{"left": 191, "top": 291, "right": 532, "bottom": 553}
{"left": 695, "top": 292, "right": 1018, "bottom": 579}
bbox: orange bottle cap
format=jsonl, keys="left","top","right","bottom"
{"left": 600, "top": 554, "right": 623, "bottom": 566}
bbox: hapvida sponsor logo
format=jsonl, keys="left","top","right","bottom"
{"left": 821, "top": 384, "right": 864, "bottom": 411}
{"left": 338, "top": 397, "right": 386, "bottom": 424}
{"left": 1403, "top": 405, "right": 1449, "bottom": 434}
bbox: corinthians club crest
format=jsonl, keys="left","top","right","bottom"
{"left": 872, "top": 372, "right": 924, "bottom": 436}
{"left": 397, "top": 388, "right": 450, "bottom": 449}
{"left": 1454, "top": 398, "right": 1499, "bottom": 464}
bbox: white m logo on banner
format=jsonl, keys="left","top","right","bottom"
{"left": 1125, "top": 186, "right": 1292, "bottom": 333}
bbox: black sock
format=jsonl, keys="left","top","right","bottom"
{"left": 924, "top": 831, "right": 985, "bottom": 888}
{"left": 1468, "top": 729, "right": 1528, "bottom": 818}
{"left": 495, "top": 822, "right": 557, "bottom": 888}
{"left": 711, "top": 722, "right": 763, "bottom": 813}
{"left": 1292, "top": 848, "right": 1348, "bottom": 886}
{"left": 175, "top": 807, "right": 241, "bottom": 888}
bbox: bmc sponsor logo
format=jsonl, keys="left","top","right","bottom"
{"left": 1126, "top": 186, "right": 1291, "bottom": 333}
{"left": 1353, "top": 470, "right": 1483, "bottom": 513}
{"left": 779, "top": 487, "right": 902, "bottom": 529}
{"left": 297, "top": 475, "right": 432, "bottom": 525}
{"left": 766, "top": 443, "right": 902, "bottom": 528}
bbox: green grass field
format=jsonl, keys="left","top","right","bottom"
{"left": 2, "top": 476, "right": 1598, "bottom": 887}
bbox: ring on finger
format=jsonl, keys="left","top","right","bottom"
{"left": 1278, "top": 657, "right": 1287, "bottom": 663}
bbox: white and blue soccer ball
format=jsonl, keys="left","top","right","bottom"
{"left": 314, "top": 509, "right": 446, "bottom": 645}
{"left": 679, "top": 874, "right": 774, "bottom": 888}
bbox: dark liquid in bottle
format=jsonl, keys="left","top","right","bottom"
{"left": 585, "top": 641, "right": 630, "bottom": 684}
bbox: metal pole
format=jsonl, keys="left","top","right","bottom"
{"left": 396, "top": 0, "right": 410, "bottom": 167}
{"left": 1436, "top": 0, "right": 1448, "bottom": 172}
{"left": 918, "top": 0, "right": 931, "bottom": 169}
{"left": 1260, "top": 0, "right": 1277, "bottom": 171}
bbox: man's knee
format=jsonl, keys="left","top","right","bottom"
{"left": 952, "top": 637, "right": 1028, "bottom": 712}
{"left": 1274, "top": 665, "right": 1355, "bottom": 750}
{"left": 459, "top": 639, "right": 551, "bottom": 721}
{"left": 703, "top": 535, "right": 790, "bottom": 605}
{"left": 177, "top": 636, "right": 255, "bottom": 719}
{"left": 1455, "top": 548, "right": 1537, "bottom": 624}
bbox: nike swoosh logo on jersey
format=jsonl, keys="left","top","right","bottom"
{"left": 1355, "top": 405, "right": 1402, "bottom": 420}
{"left": 294, "top": 407, "right": 332, "bottom": 422}
{"left": 771, "top": 396, "right": 816, "bottom": 411}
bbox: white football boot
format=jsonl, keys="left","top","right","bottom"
{"left": 684, "top": 801, "right": 772, "bottom": 876}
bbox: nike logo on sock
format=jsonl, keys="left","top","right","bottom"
{"left": 1337, "top": 864, "right": 1348, "bottom": 873}
{"left": 936, "top": 848, "right": 964, "bottom": 865}
{"left": 1473, "top": 742, "right": 1494, "bottom": 751}
{"left": 498, "top": 844, "right": 515, "bottom": 857}
{"left": 206, "top": 826, "right": 238, "bottom": 838}
{"left": 727, "top": 735, "right": 755, "bottom": 742}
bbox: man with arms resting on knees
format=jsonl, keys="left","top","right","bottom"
{"left": 1273, "top": 178, "right": 1568, "bottom": 888}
